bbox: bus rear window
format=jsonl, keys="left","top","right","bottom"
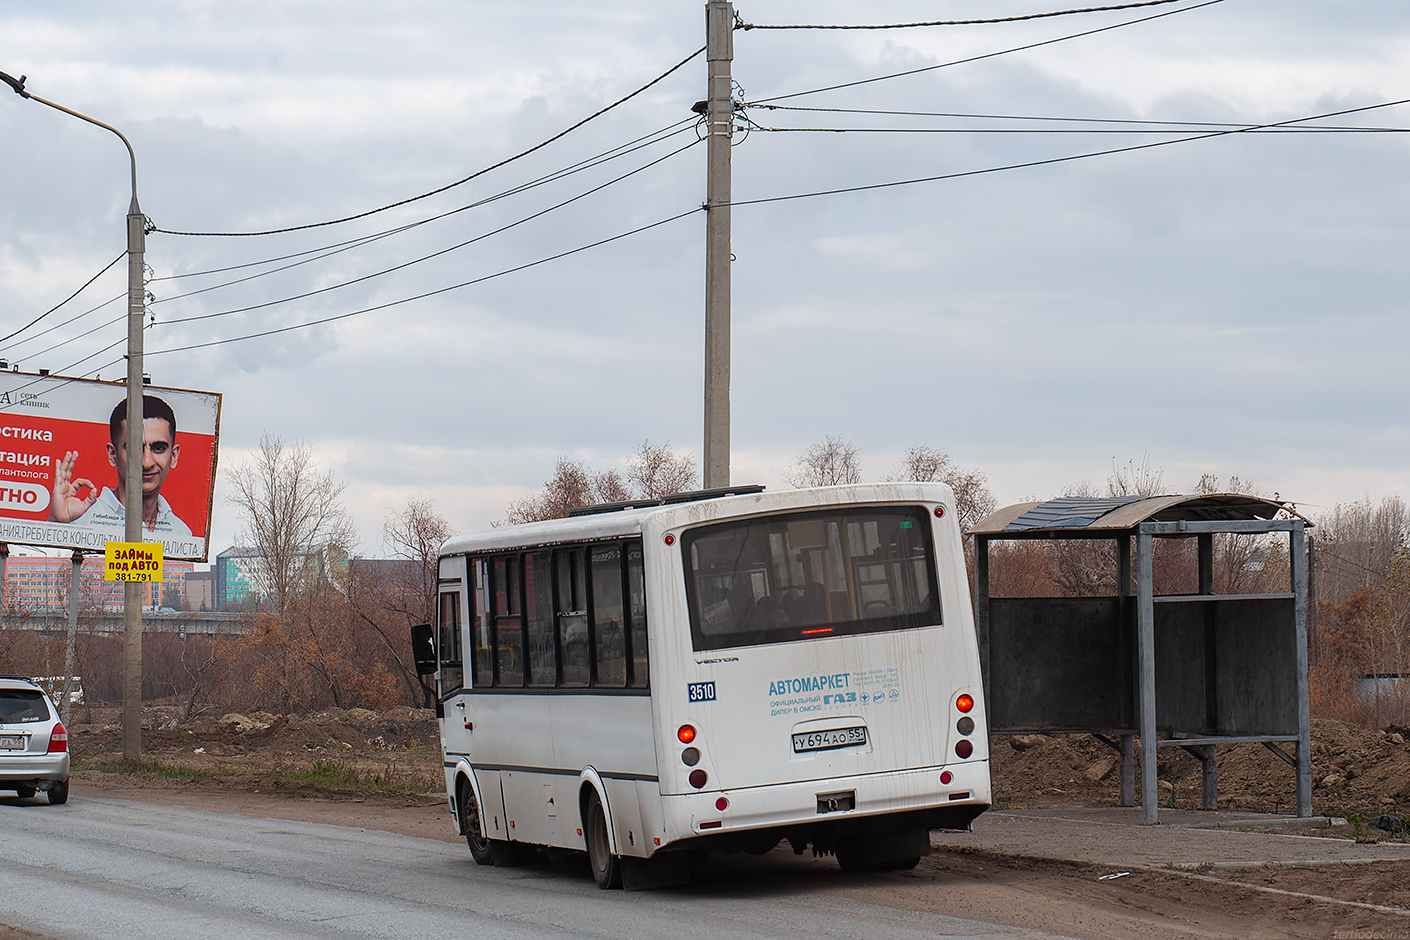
{"left": 682, "top": 506, "right": 941, "bottom": 651}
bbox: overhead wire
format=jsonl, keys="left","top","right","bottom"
{"left": 150, "top": 45, "right": 706, "bottom": 238}
{"left": 147, "top": 118, "right": 701, "bottom": 306}
{"left": 1, "top": 291, "right": 124, "bottom": 358}
{"left": 738, "top": 0, "right": 1189, "bottom": 30}
{"left": 152, "top": 136, "right": 702, "bottom": 328}
{"left": 0, "top": 251, "right": 124, "bottom": 347}
{"left": 747, "top": 0, "right": 1224, "bottom": 105}
{"left": 143, "top": 206, "right": 703, "bottom": 356}
{"left": 727, "top": 98, "right": 1410, "bottom": 208}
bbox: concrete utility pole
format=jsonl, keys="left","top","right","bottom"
{"left": 1, "top": 70, "right": 147, "bottom": 759}
{"left": 702, "top": 1, "right": 734, "bottom": 489}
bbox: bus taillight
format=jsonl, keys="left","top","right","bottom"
{"left": 689, "top": 769, "right": 708, "bottom": 789}
{"left": 677, "top": 724, "right": 697, "bottom": 744}
{"left": 955, "top": 694, "right": 974, "bottom": 713}
{"left": 955, "top": 740, "right": 973, "bottom": 759}
{"left": 940, "top": 770, "right": 953, "bottom": 785}
{"left": 715, "top": 797, "right": 729, "bottom": 811}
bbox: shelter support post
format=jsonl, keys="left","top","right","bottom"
{"left": 0, "top": 543, "right": 7, "bottom": 606}
{"left": 1137, "top": 526, "right": 1158, "bottom": 824}
{"left": 975, "top": 536, "right": 991, "bottom": 709}
{"left": 1290, "top": 523, "right": 1313, "bottom": 817}
{"left": 1116, "top": 536, "right": 1135, "bottom": 807}
{"left": 1120, "top": 733, "right": 1136, "bottom": 807}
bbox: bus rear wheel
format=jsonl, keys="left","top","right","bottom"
{"left": 584, "top": 789, "right": 621, "bottom": 889}
{"left": 457, "top": 778, "right": 494, "bottom": 866}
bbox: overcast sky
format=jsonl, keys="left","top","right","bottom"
{"left": 2, "top": 0, "right": 1407, "bottom": 558}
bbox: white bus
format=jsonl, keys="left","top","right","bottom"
{"left": 414, "top": 483, "right": 990, "bottom": 889}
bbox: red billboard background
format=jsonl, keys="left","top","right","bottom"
{"left": 0, "top": 374, "right": 220, "bottom": 560}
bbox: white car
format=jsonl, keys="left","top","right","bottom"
{"left": 0, "top": 675, "right": 70, "bottom": 804}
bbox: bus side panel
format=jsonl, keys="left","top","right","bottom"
{"left": 634, "top": 779, "right": 669, "bottom": 857}
{"left": 475, "top": 768, "right": 508, "bottom": 840}
{"left": 603, "top": 778, "right": 647, "bottom": 858}
{"left": 550, "top": 695, "right": 656, "bottom": 851}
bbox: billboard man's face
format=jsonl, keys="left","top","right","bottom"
{"left": 106, "top": 417, "right": 180, "bottom": 498}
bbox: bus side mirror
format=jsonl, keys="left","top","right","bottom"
{"left": 410, "top": 623, "right": 437, "bottom": 676}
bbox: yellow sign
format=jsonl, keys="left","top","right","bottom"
{"left": 104, "top": 542, "right": 164, "bottom": 583}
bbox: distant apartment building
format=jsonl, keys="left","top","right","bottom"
{"left": 1, "top": 554, "right": 196, "bottom": 611}
{"left": 215, "top": 546, "right": 262, "bottom": 610}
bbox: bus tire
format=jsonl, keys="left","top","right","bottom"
{"left": 584, "top": 789, "right": 621, "bottom": 889}
{"left": 456, "top": 777, "right": 494, "bottom": 866}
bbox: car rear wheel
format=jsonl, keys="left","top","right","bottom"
{"left": 47, "top": 780, "right": 68, "bottom": 805}
{"left": 584, "top": 789, "right": 621, "bottom": 889}
{"left": 13, "top": 785, "right": 35, "bottom": 799}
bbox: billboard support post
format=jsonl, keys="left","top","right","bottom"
{"left": 0, "top": 70, "right": 148, "bottom": 758}
{"left": 63, "top": 551, "right": 82, "bottom": 728}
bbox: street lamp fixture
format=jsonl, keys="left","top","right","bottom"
{"left": 2, "top": 69, "right": 148, "bottom": 760}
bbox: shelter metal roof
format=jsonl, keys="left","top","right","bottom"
{"left": 968, "top": 493, "right": 1302, "bottom": 537}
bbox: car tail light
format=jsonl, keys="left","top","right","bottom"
{"left": 677, "top": 724, "right": 696, "bottom": 744}
{"left": 955, "top": 739, "right": 973, "bottom": 759}
{"left": 48, "top": 723, "right": 67, "bottom": 753}
{"left": 689, "top": 769, "right": 708, "bottom": 789}
{"left": 956, "top": 694, "right": 974, "bottom": 713}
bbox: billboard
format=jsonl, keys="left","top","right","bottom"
{"left": 0, "top": 372, "right": 220, "bottom": 561}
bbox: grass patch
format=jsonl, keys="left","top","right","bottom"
{"left": 281, "top": 758, "right": 439, "bottom": 792}
{"left": 284, "top": 758, "right": 364, "bottom": 788}
{"left": 83, "top": 758, "right": 209, "bottom": 780}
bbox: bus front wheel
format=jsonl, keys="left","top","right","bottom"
{"left": 457, "top": 777, "right": 494, "bottom": 866}
{"left": 584, "top": 789, "right": 621, "bottom": 889}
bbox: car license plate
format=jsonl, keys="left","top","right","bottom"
{"left": 0, "top": 735, "right": 24, "bottom": 750}
{"left": 792, "top": 726, "right": 867, "bottom": 753}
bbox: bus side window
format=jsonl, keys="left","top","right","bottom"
{"left": 627, "top": 541, "right": 648, "bottom": 688}
{"left": 438, "top": 589, "right": 463, "bottom": 692}
{"left": 470, "top": 558, "right": 493, "bottom": 688}
{"left": 555, "top": 550, "right": 590, "bottom": 687}
{"left": 493, "top": 555, "right": 524, "bottom": 687}
{"left": 591, "top": 545, "right": 626, "bottom": 688}
{"left": 524, "top": 552, "right": 556, "bottom": 687}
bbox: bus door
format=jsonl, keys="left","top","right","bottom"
{"left": 437, "top": 555, "right": 470, "bottom": 751}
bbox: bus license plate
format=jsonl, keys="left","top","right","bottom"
{"left": 792, "top": 726, "right": 867, "bottom": 753}
{"left": 0, "top": 735, "right": 23, "bottom": 750}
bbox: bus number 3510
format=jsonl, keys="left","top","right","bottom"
{"left": 687, "top": 681, "right": 716, "bottom": 703}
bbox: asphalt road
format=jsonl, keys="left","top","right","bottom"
{"left": 0, "top": 795, "right": 1071, "bottom": 940}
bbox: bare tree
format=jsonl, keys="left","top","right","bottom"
{"left": 627, "top": 440, "right": 698, "bottom": 498}
{"left": 504, "top": 445, "right": 692, "bottom": 525}
{"left": 225, "top": 434, "right": 356, "bottom": 616}
{"left": 787, "top": 435, "right": 862, "bottom": 488}
{"left": 383, "top": 496, "right": 455, "bottom": 625}
{"left": 890, "top": 444, "right": 996, "bottom": 532}
{"left": 1107, "top": 453, "right": 1166, "bottom": 497}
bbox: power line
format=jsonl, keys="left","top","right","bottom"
{"left": 752, "top": 103, "right": 1404, "bottom": 130}
{"left": 13, "top": 311, "right": 125, "bottom": 364}
{"left": 150, "top": 46, "right": 706, "bottom": 238}
{"left": 745, "top": 123, "right": 1409, "bottom": 135}
{"left": 145, "top": 207, "right": 703, "bottom": 356}
{"left": 727, "top": 97, "right": 1410, "bottom": 209}
{"left": 1, "top": 292, "right": 123, "bottom": 358}
{"left": 738, "top": 0, "right": 1188, "bottom": 30}
{"left": 748, "top": 0, "right": 1224, "bottom": 105}
{"left": 152, "top": 137, "right": 701, "bottom": 328}
{"left": 148, "top": 116, "right": 699, "bottom": 284}
{"left": 147, "top": 120, "right": 700, "bottom": 306}
{"left": 0, "top": 251, "right": 123, "bottom": 346}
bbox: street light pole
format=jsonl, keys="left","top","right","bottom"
{"left": 2, "top": 70, "right": 147, "bottom": 760}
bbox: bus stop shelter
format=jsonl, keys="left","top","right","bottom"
{"left": 968, "top": 494, "right": 1312, "bottom": 824}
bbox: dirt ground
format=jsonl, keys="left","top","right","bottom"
{"left": 10, "top": 706, "right": 1407, "bottom": 939}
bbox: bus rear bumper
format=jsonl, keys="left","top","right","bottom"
{"left": 661, "top": 759, "right": 990, "bottom": 842}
